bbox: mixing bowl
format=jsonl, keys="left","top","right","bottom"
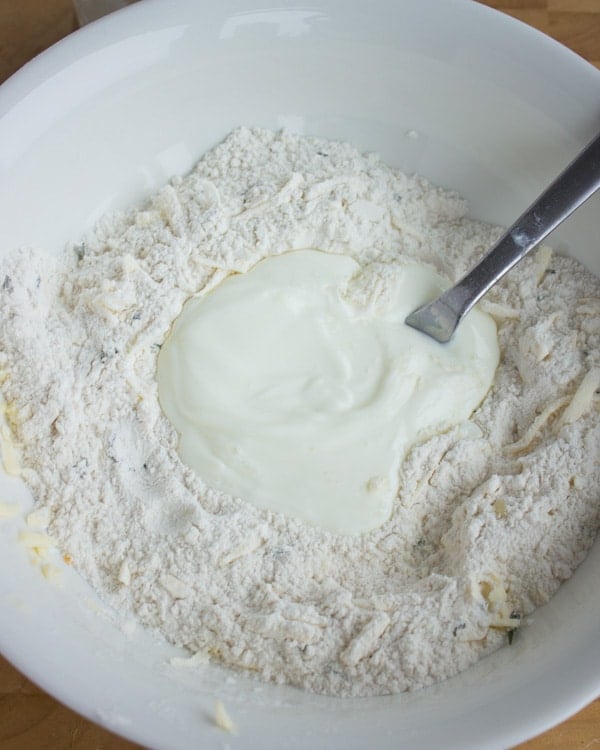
{"left": 0, "top": 1, "right": 599, "bottom": 748}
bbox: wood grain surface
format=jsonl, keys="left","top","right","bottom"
{"left": 0, "top": 1, "right": 599, "bottom": 749}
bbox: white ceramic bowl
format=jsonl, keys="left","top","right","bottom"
{"left": 0, "top": 2, "right": 599, "bottom": 748}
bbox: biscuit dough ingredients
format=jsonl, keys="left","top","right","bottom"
{"left": 1, "top": 128, "right": 599, "bottom": 696}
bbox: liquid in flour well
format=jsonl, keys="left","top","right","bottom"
{"left": 157, "top": 249, "right": 499, "bottom": 534}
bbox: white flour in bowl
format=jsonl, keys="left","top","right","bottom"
{"left": 0, "top": 128, "right": 599, "bottom": 696}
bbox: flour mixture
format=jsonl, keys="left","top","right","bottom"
{"left": 0, "top": 128, "right": 599, "bottom": 696}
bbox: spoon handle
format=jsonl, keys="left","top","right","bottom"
{"left": 405, "top": 130, "right": 600, "bottom": 343}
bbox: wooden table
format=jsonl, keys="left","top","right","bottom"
{"left": 0, "top": 1, "right": 599, "bottom": 748}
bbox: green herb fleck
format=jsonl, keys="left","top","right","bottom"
{"left": 507, "top": 611, "right": 521, "bottom": 645}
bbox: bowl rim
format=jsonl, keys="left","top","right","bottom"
{"left": 0, "top": 1, "right": 599, "bottom": 749}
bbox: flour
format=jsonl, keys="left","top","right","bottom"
{"left": 0, "top": 127, "right": 599, "bottom": 696}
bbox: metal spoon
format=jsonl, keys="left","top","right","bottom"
{"left": 405, "top": 130, "right": 600, "bottom": 343}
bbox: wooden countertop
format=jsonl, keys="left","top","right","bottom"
{"left": 0, "top": 1, "right": 599, "bottom": 748}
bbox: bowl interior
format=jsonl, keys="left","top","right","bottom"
{"left": 0, "top": 2, "right": 599, "bottom": 749}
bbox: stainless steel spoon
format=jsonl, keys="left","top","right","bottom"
{"left": 405, "top": 130, "right": 600, "bottom": 343}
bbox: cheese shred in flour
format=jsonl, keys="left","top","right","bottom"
{"left": 0, "top": 128, "right": 599, "bottom": 696}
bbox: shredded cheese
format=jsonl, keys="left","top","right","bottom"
{"left": 214, "top": 699, "right": 237, "bottom": 734}
{"left": 533, "top": 245, "right": 553, "bottom": 285}
{"left": 18, "top": 530, "right": 57, "bottom": 550}
{"left": 555, "top": 368, "right": 600, "bottom": 432}
{"left": 506, "top": 396, "right": 570, "bottom": 455}
{"left": 479, "top": 300, "right": 520, "bottom": 320}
